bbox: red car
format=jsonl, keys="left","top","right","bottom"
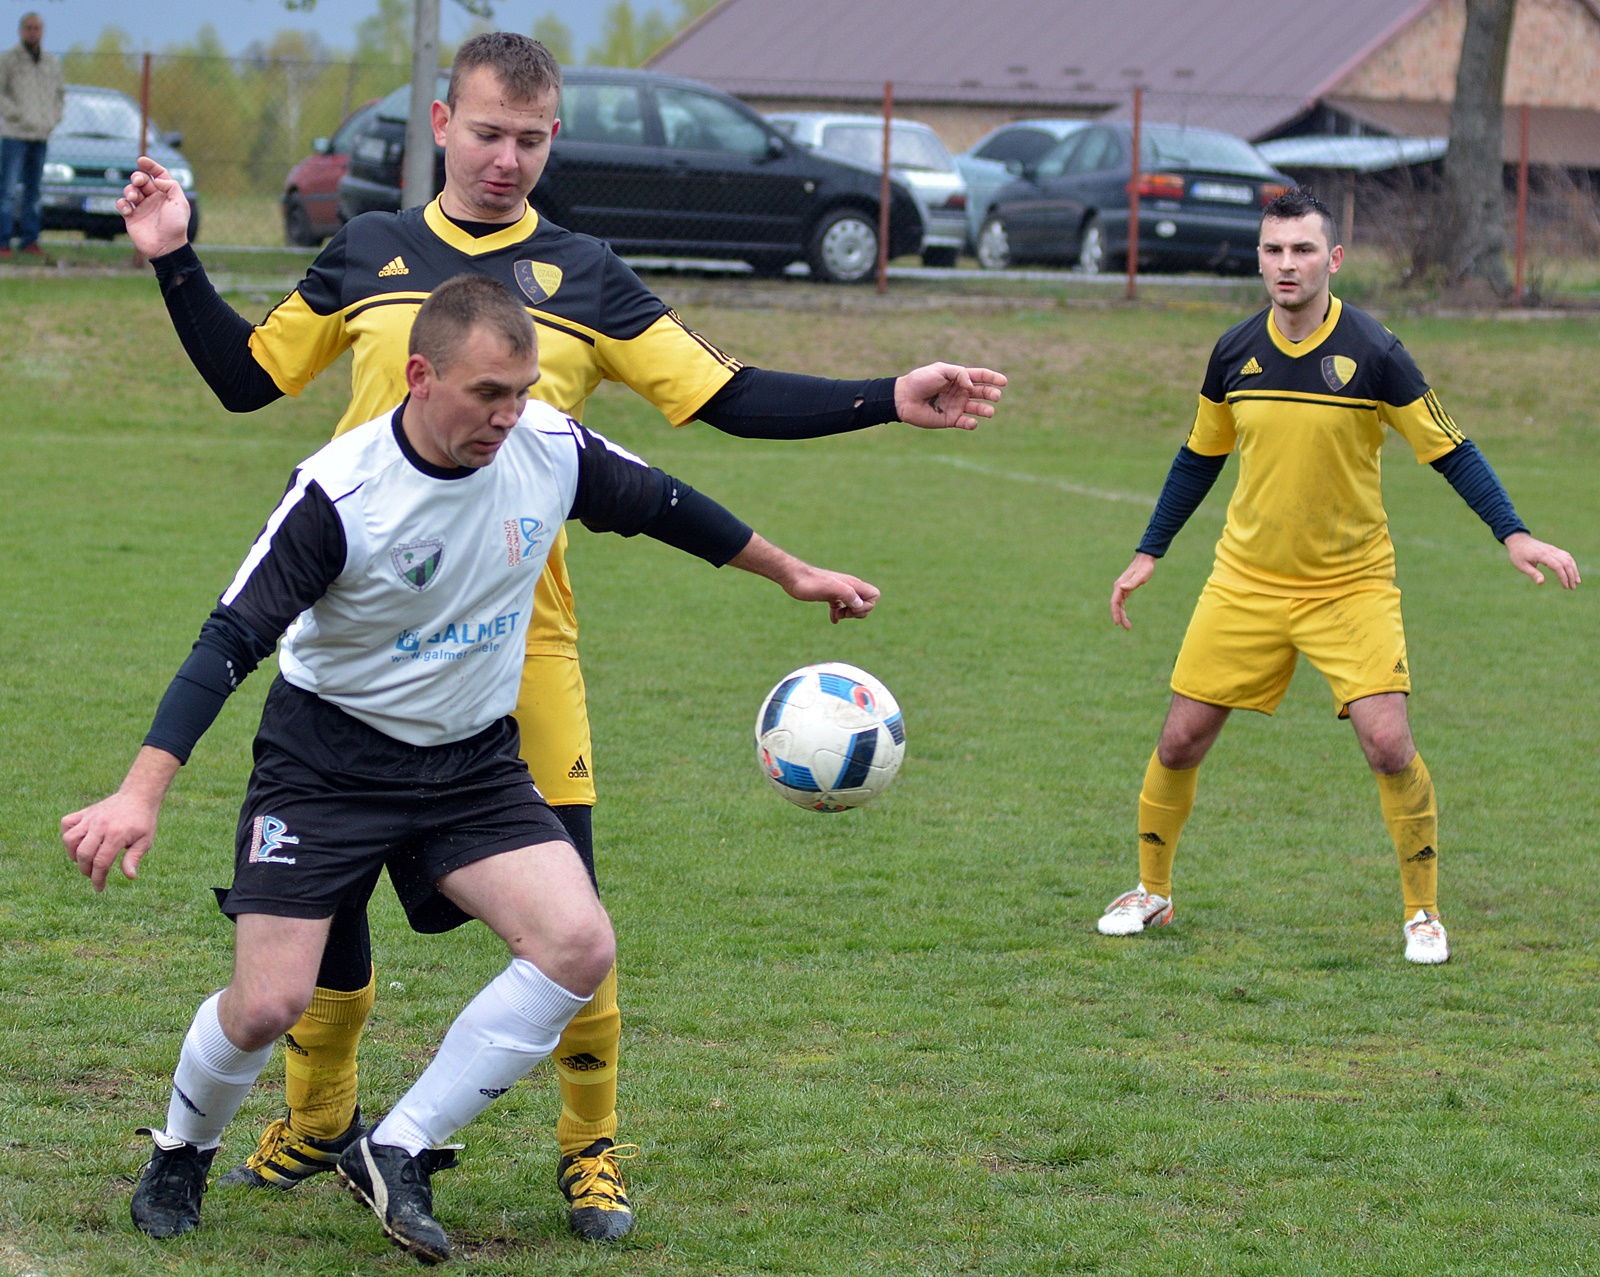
{"left": 281, "top": 100, "right": 379, "bottom": 246}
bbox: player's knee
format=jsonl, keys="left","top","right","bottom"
{"left": 544, "top": 908, "right": 615, "bottom": 999}
{"left": 221, "top": 987, "right": 314, "bottom": 1051}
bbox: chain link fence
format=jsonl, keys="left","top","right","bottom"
{"left": 32, "top": 53, "right": 1600, "bottom": 299}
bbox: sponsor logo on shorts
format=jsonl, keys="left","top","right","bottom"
{"left": 504, "top": 516, "right": 546, "bottom": 565}
{"left": 392, "top": 538, "right": 444, "bottom": 591}
{"left": 567, "top": 755, "right": 590, "bottom": 780}
{"left": 249, "top": 814, "right": 301, "bottom": 865}
{"left": 1393, "top": 657, "right": 1408, "bottom": 674}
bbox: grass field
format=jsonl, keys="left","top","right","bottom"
{"left": 1, "top": 271, "right": 1596, "bottom": 1276}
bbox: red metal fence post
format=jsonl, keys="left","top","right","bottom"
{"left": 1126, "top": 86, "right": 1141, "bottom": 301}
{"left": 1513, "top": 102, "right": 1530, "bottom": 304}
{"left": 877, "top": 81, "right": 893, "bottom": 294}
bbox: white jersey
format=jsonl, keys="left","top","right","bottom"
{"left": 217, "top": 401, "right": 669, "bottom": 746}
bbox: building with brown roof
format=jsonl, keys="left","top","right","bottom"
{"left": 646, "top": 0, "right": 1600, "bottom": 168}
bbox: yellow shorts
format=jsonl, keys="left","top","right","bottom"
{"left": 512, "top": 651, "right": 596, "bottom": 806}
{"left": 1171, "top": 580, "right": 1410, "bottom": 717}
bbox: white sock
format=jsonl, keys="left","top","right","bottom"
{"left": 164, "top": 993, "right": 275, "bottom": 1150}
{"left": 374, "top": 959, "right": 587, "bottom": 1155}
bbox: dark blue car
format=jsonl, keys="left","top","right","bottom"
{"left": 975, "top": 122, "right": 1289, "bottom": 275}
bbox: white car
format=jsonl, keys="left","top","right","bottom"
{"left": 765, "top": 112, "right": 968, "bottom": 267}
{"left": 956, "top": 118, "right": 1089, "bottom": 251}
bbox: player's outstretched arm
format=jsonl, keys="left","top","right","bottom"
{"left": 893, "top": 363, "right": 1006, "bottom": 430}
{"left": 118, "top": 156, "right": 193, "bottom": 259}
{"left": 1504, "top": 531, "right": 1582, "bottom": 589}
{"left": 728, "top": 533, "right": 879, "bottom": 624}
{"left": 61, "top": 746, "right": 182, "bottom": 893}
{"left": 1111, "top": 552, "right": 1158, "bottom": 630}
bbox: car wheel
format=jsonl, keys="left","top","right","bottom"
{"left": 1076, "top": 215, "right": 1105, "bottom": 274}
{"left": 806, "top": 208, "right": 879, "bottom": 284}
{"left": 921, "top": 245, "right": 958, "bottom": 269}
{"left": 283, "top": 193, "right": 318, "bottom": 247}
{"left": 975, "top": 216, "right": 1011, "bottom": 270}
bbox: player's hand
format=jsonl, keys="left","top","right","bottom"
{"left": 1505, "top": 532, "right": 1581, "bottom": 589}
{"left": 894, "top": 363, "right": 1006, "bottom": 430}
{"left": 118, "top": 156, "right": 192, "bottom": 259}
{"left": 783, "top": 567, "right": 879, "bottom": 623}
{"left": 1110, "top": 552, "right": 1158, "bottom": 630}
{"left": 61, "top": 793, "right": 160, "bottom": 893}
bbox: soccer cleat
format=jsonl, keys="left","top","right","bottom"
{"left": 557, "top": 1138, "right": 638, "bottom": 1242}
{"left": 130, "top": 1128, "right": 217, "bottom": 1238}
{"left": 1097, "top": 883, "right": 1175, "bottom": 936}
{"left": 216, "top": 1107, "right": 365, "bottom": 1188}
{"left": 1403, "top": 909, "right": 1450, "bottom": 964}
{"left": 338, "top": 1135, "right": 458, "bottom": 1265}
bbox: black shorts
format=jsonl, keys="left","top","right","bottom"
{"left": 218, "top": 677, "right": 570, "bottom": 933}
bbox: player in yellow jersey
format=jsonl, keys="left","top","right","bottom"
{"left": 1097, "top": 188, "right": 1579, "bottom": 963}
{"left": 116, "top": 33, "right": 1005, "bottom": 1241}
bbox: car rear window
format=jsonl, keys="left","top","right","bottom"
{"left": 819, "top": 123, "right": 952, "bottom": 173}
{"left": 1142, "top": 127, "right": 1276, "bottom": 176}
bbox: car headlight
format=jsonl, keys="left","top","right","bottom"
{"left": 168, "top": 167, "right": 194, "bottom": 190}
{"left": 42, "top": 161, "right": 72, "bottom": 182}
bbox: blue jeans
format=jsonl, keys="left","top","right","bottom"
{"left": 0, "top": 137, "right": 47, "bottom": 248}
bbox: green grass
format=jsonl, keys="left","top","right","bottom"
{"left": 1, "top": 273, "right": 1596, "bottom": 1275}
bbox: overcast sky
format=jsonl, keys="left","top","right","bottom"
{"left": 25, "top": 0, "right": 649, "bottom": 60}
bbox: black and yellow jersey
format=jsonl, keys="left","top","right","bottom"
{"left": 246, "top": 198, "right": 743, "bottom": 654}
{"left": 1187, "top": 296, "right": 1464, "bottom": 596}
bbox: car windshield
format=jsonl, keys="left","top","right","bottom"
{"left": 1141, "top": 127, "right": 1276, "bottom": 176}
{"left": 59, "top": 91, "right": 147, "bottom": 141}
{"left": 818, "top": 123, "right": 953, "bottom": 173}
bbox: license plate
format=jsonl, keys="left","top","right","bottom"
{"left": 83, "top": 195, "right": 122, "bottom": 213}
{"left": 1190, "top": 181, "right": 1252, "bottom": 204}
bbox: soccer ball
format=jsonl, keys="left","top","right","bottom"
{"left": 754, "top": 662, "right": 906, "bottom": 811}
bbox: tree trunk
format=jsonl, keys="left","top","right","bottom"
{"left": 1416, "top": 0, "right": 1515, "bottom": 294}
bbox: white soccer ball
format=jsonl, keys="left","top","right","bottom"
{"left": 754, "top": 662, "right": 906, "bottom": 811}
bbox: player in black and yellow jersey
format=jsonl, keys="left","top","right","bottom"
{"left": 115, "top": 32, "right": 1006, "bottom": 1242}
{"left": 1097, "top": 188, "right": 1579, "bottom": 964}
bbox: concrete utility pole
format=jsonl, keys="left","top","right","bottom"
{"left": 401, "top": 0, "right": 442, "bottom": 210}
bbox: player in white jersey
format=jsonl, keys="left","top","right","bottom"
{"left": 61, "top": 276, "right": 879, "bottom": 1262}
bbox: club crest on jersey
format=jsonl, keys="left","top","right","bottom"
{"left": 392, "top": 538, "right": 444, "bottom": 591}
{"left": 1321, "top": 355, "right": 1358, "bottom": 391}
{"left": 505, "top": 516, "right": 546, "bottom": 564}
{"left": 514, "top": 259, "right": 563, "bottom": 304}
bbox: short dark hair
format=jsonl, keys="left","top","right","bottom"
{"left": 448, "top": 32, "right": 562, "bottom": 108}
{"left": 1261, "top": 186, "right": 1338, "bottom": 246}
{"left": 410, "top": 275, "right": 536, "bottom": 372}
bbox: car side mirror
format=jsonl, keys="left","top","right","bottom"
{"left": 313, "top": 136, "right": 331, "bottom": 155}
{"left": 164, "top": 130, "right": 185, "bottom": 150}
{"left": 765, "top": 134, "right": 786, "bottom": 160}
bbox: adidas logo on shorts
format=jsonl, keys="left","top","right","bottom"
{"left": 568, "top": 755, "right": 590, "bottom": 780}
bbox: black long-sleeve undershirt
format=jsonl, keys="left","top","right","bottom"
{"left": 150, "top": 246, "right": 902, "bottom": 437}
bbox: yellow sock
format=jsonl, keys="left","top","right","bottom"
{"left": 554, "top": 965, "right": 620, "bottom": 1155}
{"left": 1375, "top": 753, "right": 1438, "bottom": 917}
{"left": 283, "top": 971, "right": 375, "bottom": 1140}
{"left": 1138, "top": 750, "right": 1199, "bottom": 902}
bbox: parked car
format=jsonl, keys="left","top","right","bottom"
{"left": 337, "top": 68, "right": 922, "bottom": 283}
{"left": 41, "top": 84, "right": 198, "bottom": 241}
{"left": 975, "top": 122, "right": 1291, "bottom": 274}
{"left": 764, "top": 111, "right": 967, "bottom": 267}
{"left": 282, "top": 99, "right": 380, "bottom": 246}
{"left": 955, "top": 118, "right": 1088, "bottom": 250}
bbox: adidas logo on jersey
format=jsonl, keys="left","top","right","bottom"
{"left": 1239, "top": 357, "right": 1263, "bottom": 376}
{"left": 377, "top": 255, "right": 410, "bottom": 277}
{"left": 568, "top": 755, "right": 590, "bottom": 780}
